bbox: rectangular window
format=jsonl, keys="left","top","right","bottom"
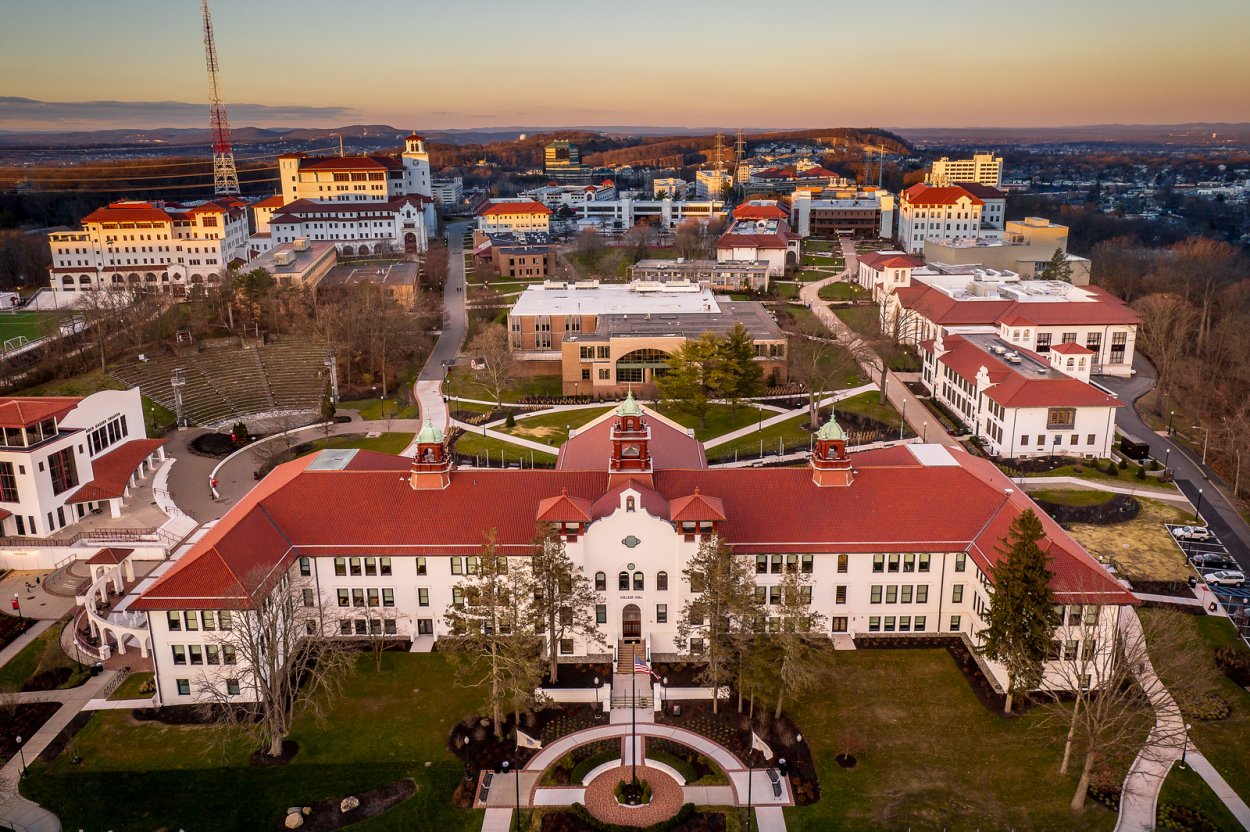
{"left": 380, "top": 557, "right": 392, "bottom": 576}
{"left": 954, "top": 553, "right": 966, "bottom": 573}
{"left": 1046, "top": 408, "right": 1076, "bottom": 430}
{"left": 302, "top": 588, "right": 315, "bottom": 607}
{"left": 219, "top": 611, "right": 232, "bottom": 631}
{"left": 416, "top": 557, "right": 427, "bottom": 576}
{"left": 559, "top": 639, "right": 574, "bottom": 655}
{"left": 900, "top": 586, "right": 913, "bottom": 604}
{"left": 596, "top": 604, "right": 607, "bottom": 624}
{"left": 914, "top": 616, "right": 926, "bottom": 632}
{"left": 384, "top": 620, "right": 397, "bottom": 635}
{"left": 903, "top": 554, "right": 915, "bottom": 573}
{"left": 417, "top": 619, "right": 433, "bottom": 635}
{"left": 299, "top": 557, "right": 311, "bottom": 576}
{"left": 949, "top": 615, "right": 961, "bottom": 632}
{"left": 167, "top": 611, "right": 182, "bottom": 631}
{"left": 837, "top": 554, "right": 849, "bottom": 573}
{"left": 367, "top": 588, "right": 380, "bottom": 607}
{"left": 689, "top": 638, "right": 704, "bottom": 653}
{"left": 0, "top": 462, "right": 16, "bottom": 502}
{"left": 831, "top": 616, "right": 848, "bottom": 633}
{"left": 916, "top": 585, "right": 928, "bottom": 604}
{"left": 872, "top": 554, "right": 884, "bottom": 573}
{"left": 800, "top": 554, "right": 813, "bottom": 574}
{"left": 226, "top": 678, "right": 240, "bottom": 696}
{"left": 771, "top": 555, "right": 783, "bottom": 574}
{"left": 223, "top": 645, "right": 236, "bottom": 665}
{"left": 418, "top": 588, "right": 429, "bottom": 607}
{"left": 352, "top": 588, "right": 365, "bottom": 607}
{"left": 188, "top": 645, "right": 203, "bottom": 665}
{"left": 656, "top": 604, "right": 667, "bottom": 623}
{"left": 870, "top": 585, "right": 882, "bottom": 604}
{"left": 335, "top": 558, "right": 346, "bottom": 576}
{"left": 48, "top": 447, "right": 78, "bottom": 494}
{"left": 887, "top": 554, "right": 900, "bottom": 573}
{"left": 868, "top": 616, "right": 881, "bottom": 632}
{"left": 952, "top": 584, "right": 964, "bottom": 603}
{"left": 885, "top": 585, "right": 898, "bottom": 604}
{"left": 172, "top": 645, "right": 187, "bottom": 665}
{"left": 364, "top": 558, "right": 377, "bottom": 577}
{"left": 452, "top": 587, "right": 464, "bottom": 607}
{"left": 176, "top": 679, "right": 190, "bottom": 696}
{"left": 337, "top": 589, "right": 349, "bottom": 607}
{"left": 349, "top": 558, "right": 362, "bottom": 576}
{"left": 898, "top": 616, "right": 911, "bottom": 632}
{"left": 206, "top": 644, "right": 220, "bottom": 665}
{"left": 883, "top": 616, "right": 896, "bottom": 632}
{"left": 451, "top": 558, "right": 463, "bottom": 575}
{"left": 800, "top": 586, "right": 812, "bottom": 604}
{"left": 184, "top": 611, "right": 199, "bottom": 631}
{"left": 835, "top": 585, "right": 847, "bottom": 604}
{"left": 382, "top": 588, "right": 395, "bottom": 607}
{"left": 340, "top": 620, "right": 352, "bottom": 635}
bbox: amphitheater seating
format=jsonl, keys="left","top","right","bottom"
{"left": 110, "top": 338, "right": 331, "bottom": 428}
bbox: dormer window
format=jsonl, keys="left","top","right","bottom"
{"left": 626, "top": 496, "right": 636, "bottom": 512}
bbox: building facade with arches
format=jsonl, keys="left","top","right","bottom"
{"left": 46, "top": 198, "right": 250, "bottom": 302}
{"left": 130, "top": 398, "right": 1134, "bottom": 706}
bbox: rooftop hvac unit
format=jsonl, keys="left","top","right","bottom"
{"left": 991, "top": 345, "right": 1007, "bottom": 354}
{"left": 272, "top": 251, "right": 295, "bottom": 267}
{"left": 292, "top": 238, "right": 310, "bottom": 252}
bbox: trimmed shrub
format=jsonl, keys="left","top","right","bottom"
{"left": 570, "top": 802, "right": 695, "bottom": 832}
{"left": 1175, "top": 690, "right": 1232, "bottom": 721}
{"left": 1119, "top": 457, "right": 1129, "bottom": 470}
{"left": 1158, "top": 802, "right": 1223, "bottom": 831}
{"left": 1136, "top": 465, "right": 1147, "bottom": 479}
{"left": 505, "top": 411, "right": 516, "bottom": 428}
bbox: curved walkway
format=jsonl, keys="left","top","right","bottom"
{"left": 583, "top": 765, "right": 683, "bottom": 828}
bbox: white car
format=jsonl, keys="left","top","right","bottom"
{"left": 1204, "top": 570, "right": 1246, "bottom": 588}
{"left": 1172, "top": 526, "right": 1215, "bottom": 542}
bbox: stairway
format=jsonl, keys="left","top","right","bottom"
{"left": 617, "top": 641, "right": 643, "bottom": 674}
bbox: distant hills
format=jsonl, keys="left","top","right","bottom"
{"left": 893, "top": 123, "right": 1250, "bottom": 146}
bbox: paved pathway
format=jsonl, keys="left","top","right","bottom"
{"left": 1013, "top": 476, "right": 1189, "bottom": 504}
{"left": 1184, "top": 752, "right": 1250, "bottom": 828}
{"left": 0, "top": 670, "right": 117, "bottom": 832}
{"left": 703, "top": 385, "right": 875, "bottom": 449}
{"left": 0, "top": 621, "right": 52, "bottom": 670}
{"left": 796, "top": 238, "right": 957, "bottom": 449}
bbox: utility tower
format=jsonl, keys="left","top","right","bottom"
{"left": 712, "top": 132, "right": 726, "bottom": 171}
{"left": 202, "top": 0, "right": 239, "bottom": 195}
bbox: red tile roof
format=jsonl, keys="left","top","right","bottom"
{"left": 1051, "top": 341, "right": 1094, "bottom": 355}
{"left": 859, "top": 252, "right": 924, "bottom": 271}
{"left": 86, "top": 547, "right": 134, "bottom": 565}
{"left": 557, "top": 410, "right": 706, "bottom": 471}
{"left": 800, "top": 167, "right": 839, "bottom": 178}
{"left": 134, "top": 435, "right": 1133, "bottom": 610}
{"left": 0, "top": 397, "right": 82, "bottom": 429}
{"left": 478, "top": 201, "right": 553, "bottom": 217}
{"left": 733, "top": 204, "right": 789, "bottom": 220}
{"left": 898, "top": 283, "right": 1138, "bottom": 330}
{"left": 535, "top": 489, "right": 593, "bottom": 523}
{"left": 902, "top": 184, "right": 984, "bottom": 207}
{"left": 669, "top": 488, "right": 726, "bottom": 522}
{"left": 926, "top": 337, "right": 1123, "bottom": 410}
{"left": 298, "top": 155, "right": 404, "bottom": 172}
{"left": 895, "top": 285, "right": 1013, "bottom": 326}
{"left": 82, "top": 204, "right": 172, "bottom": 225}
{"left": 717, "top": 234, "right": 789, "bottom": 250}
{"left": 253, "top": 195, "right": 286, "bottom": 209}
{"left": 997, "top": 287, "right": 1139, "bottom": 326}
{"left": 68, "top": 438, "right": 168, "bottom": 503}
{"left": 955, "top": 183, "right": 1008, "bottom": 200}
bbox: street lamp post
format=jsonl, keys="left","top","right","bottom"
{"left": 662, "top": 676, "right": 668, "bottom": 713}
{"left": 1192, "top": 425, "right": 1211, "bottom": 466}
{"left": 900, "top": 399, "right": 907, "bottom": 441}
{"left": 1181, "top": 722, "right": 1193, "bottom": 767}
{"left": 922, "top": 420, "right": 928, "bottom": 443}
{"left": 1194, "top": 488, "right": 1204, "bottom": 524}
{"left": 15, "top": 735, "right": 25, "bottom": 776}
{"left": 1164, "top": 448, "right": 1171, "bottom": 477}
{"left": 593, "top": 676, "right": 600, "bottom": 714}
{"left": 1168, "top": 411, "right": 1175, "bottom": 435}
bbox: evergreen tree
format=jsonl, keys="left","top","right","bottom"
{"left": 717, "top": 323, "right": 765, "bottom": 416}
{"left": 676, "top": 534, "right": 759, "bottom": 714}
{"left": 527, "top": 525, "right": 605, "bottom": 683}
{"left": 1038, "top": 248, "right": 1073, "bottom": 283}
{"left": 979, "top": 509, "right": 1061, "bottom": 713}
{"left": 656, "top": 333, "right": 724, "bottom": 430}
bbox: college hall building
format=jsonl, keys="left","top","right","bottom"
{"left": 129, "top": 397, "right": 1135, "bottom": 705}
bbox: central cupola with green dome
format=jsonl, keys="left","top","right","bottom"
{"left": 609, "top": 390, "right": 653, "bottom": 482}
{"left": 811, "top": 415, "right": 853, "bottom": 487}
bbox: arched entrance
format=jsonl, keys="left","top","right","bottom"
{"left": 622, "top": 604, "right": 641, "bottom": 643}
{"left": 404, "top": 232, "right": 417, "bottom": 253}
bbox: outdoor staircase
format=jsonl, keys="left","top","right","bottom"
{"left": 611, "top": 641, "right": 651, "bottom": 708}
{"left": 616, "top": 640, "right": 643, "bottom": 674}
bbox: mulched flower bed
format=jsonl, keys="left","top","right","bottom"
{"left": 279, "top": 778, "right": 416, "bottom": 831}
{"left": 0, "top": 615, "right": 35, "bottom": 652}
{"left": 643, "top": 662, "right": 703, "bottom": 687}
{"left": 1035, "top": 493, "right": 1140, "bottom": 525}
{"left": 544, "top": 662, "right": 613, "bottom": 689}
{"left": 0, "top": 702, "right": 61, "bottom": 764}
{"left": 655, "top": 701, "right": 820, "bottom": 806}
{"left": 190, "top": 432, "right": 240, "bottom": 458}
{"left": 541, "top": 806, "right": 725, "bottom": 832}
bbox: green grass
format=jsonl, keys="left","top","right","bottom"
{"left": 16, "top": 369, "right": 176, "bottom": 429}
{"left": 1141, "top": 610, "right": 1250, "bottom": 807}
{"left": 801, "top": 254, "right": 844, "bottom": 268}
{"left": 817, "top": 283, "right": 870, "bottom": 303}
{"left": 107, "top": 671, "right": 154, "bottom": 701}
{"left": 796, "top": 269, "right": 834, "bottom": 283}
{"left": 0, "top": 620, "right": 90, "bottom": 691}
{"left": 24, "top": 652, "right": 485, "bottom": 832}
{"left": 1157, "top": 762, "right": 1245, "bottom": 831}
{"left": 832, "top": 305, "right": 879, "bottom": 337}
{"left": 496, "top": 406, "right": 613, "bottom": 447}
{"left": 801, "top": 239, "right": 838, "bottom": 252}
{"left": 785, "top": 648, "right": 1116, "bottom": 831}
{"left": 653, "top": 402, "right": 769, "bottom": 441}
{"left": 779, "top": 304, "right": 829, "bottom": 334}
{"left": 1017, "top": 461, "right": 1177, "bottom": 492}
{"left": 445, "top": 367, "right": 563, "bottom": 403}
{"left": 337, "top": 398, "right": 420, "bottom": 422}
{"left": 306, "top": 432, "right": 415, "bottom": 456}
{"left": 453, "top": 431, "right": 557, "bottom": 463}
{"left": 705, "top": 410, "right": 812, "bottom": 460}
{"left": 834, "top": 390, "right": 903, "bottom": 427}
{"left": 1029, "top": 488, "right": 1118, "bottom": 507}
{"left": 0, "top": 311, "right": 62, "bottom": 346}
{"left": 771, "top": 281, "right": 800, "bottom": 299}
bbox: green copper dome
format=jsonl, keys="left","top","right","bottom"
{"left": 816, "top": 417, "right": 845, "bottom": 441}
{"left": 416, "top": 418, "right": 444, "bottom": 444}
{"left": 617, "top": 390, "right": 643, "bottom": 417}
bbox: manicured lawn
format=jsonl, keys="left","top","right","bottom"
{"left": 1157, "top": 763, "right": 1244, "bottom": 831}
{"left": 0, "top": 311, "right": 62, "bottom": 346}
{"left": 779, "top": 304, "right": 829, "bottom": 334}
{"left": 801, "top": 239, "right": 838, "bottom": 252}
{"left": 705, "top": 410, "right": 812, "bottom": 460}
{"left": 338, "top": 398, "right": 420, "bottom": 421}
{"left": 454, "top": 431, "right": 557, "bottom": 464}
{"left": 1029, "top": 488, "right": 1118, "bottom": 507}
{"left": 834, "top": 390, "right": 903, "bottom": 427}
{"left": 801, "top": 254, "right": 844, "bottom": 268}
{"left": 107, "top": 671, "right": 154, "bottom": 701}
{"left": 445, "top": 367, "right": 562, "bottom": 403}
{"left": 1018, "top": 460, "right": 1178, "bottom": 494}
{"left": 0, "top": 619, "right": 90, "bottom": 691}
{"left": 832, "top": 305, "right": 879, "bottom": 337}
{"left": 497, "top": 406, "right": 614, "bottom": 447}
{"left": 24, "top": 652, "right": 486, "bottom": 832}
{"left": 818, "top": 283, "right": 870, "bottom": 303}
{"left": 20, "top": 369, "right": 176, "bottom": 428}
{"left": 1141, "top": 609, "right": 1250, "bottom": 807}
{"left": 785, "top": 648, "right": 1116, "bottom": 831}
{"left": 654, "top": 402, "right": 769, "bottom": 441}
{"left": 310, "top": 432, "right": 415, "bottom": 456}
{"left": 771, "top": 281, "right": 800, "bottom": 299}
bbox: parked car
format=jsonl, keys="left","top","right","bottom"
{"left": 1171, "top": 526, "right": 1215, "bottom": 541}
{"left": 1204, "top": 570, "right": 1246, "bottom": 587}
{"left": 1190, "top": 553, "right": 1237, "bottom": 570}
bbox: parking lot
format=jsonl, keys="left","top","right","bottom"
{"left": 1166, "top": 522, "right": 1250, "bottom": 642}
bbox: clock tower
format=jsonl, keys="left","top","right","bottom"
{"left": 608, "top": 391, "right": 653, "bottom": 485}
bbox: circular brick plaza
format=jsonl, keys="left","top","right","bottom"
{"left": 582, "top": 765, "right": 684, "bottom": 828}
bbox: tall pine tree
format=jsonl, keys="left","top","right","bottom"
{"left": 979, "top": 509, "right": 1060, "bottom": 714}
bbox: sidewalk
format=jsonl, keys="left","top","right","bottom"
{"left": 0, "top": 621, "right": 52, "bottom": 671}
{"left": 1183, "top": 753, "right": 1250, "bottom": 828}
{"left": 704, "top": 385, "right": 875, "bottom": 449}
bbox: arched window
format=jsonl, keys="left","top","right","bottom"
{"left": 633, "top": 572, "right": 644, "bottom": 591}
{"left": 61, "top": 275, "right": 74, "bottom": 286}
{"left": 111, "top": 273, "right": 124, "bottom": 284}
{"left": 618, "top": 571, "right": 629, "bottom": 591}
{"left": 657, "top": 571, "right": 668, "bottom": 591}
{"left": 595, "top": 572, "right": 606, "bottom": 592}
{"left": 626, "top": 496, "right": 636, "bottom": 512}
{"left": 78, "top": 275, "right": 91, "bottom": 285}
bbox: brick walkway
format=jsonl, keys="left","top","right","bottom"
{"left": 582, "top": 763, "right": 684, "bottom": 828}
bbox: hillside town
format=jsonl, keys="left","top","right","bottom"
{"left": 0, "top": 2, "right": 1248, "bottom": 832}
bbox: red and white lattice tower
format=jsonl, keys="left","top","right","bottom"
{"left": 202, "top": 0, "right": 239, "bottom": 195}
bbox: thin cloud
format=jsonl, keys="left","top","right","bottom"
{"left": 0, "top": 97, "right": 354, "bottom": 130}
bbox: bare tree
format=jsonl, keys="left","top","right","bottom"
{"left": 465, "top": 323, "right": 517, "bottom": 408}
{"left": 766, "top": 566, "right": 827, "bottom": 719}
{"left": 357, "top": 604, "right": 401, "bottom": 673}
{"left": 202, "top": 569, "right": 357, "bottom": 758}
{"left": 527, "top": 525, "right": 605, "bottom": 683}
{"left": 1132, "top": 293, "right": 1198, "bottom": 411}
{"left": 787, "top": 320, "right": 862, "bottom": 428}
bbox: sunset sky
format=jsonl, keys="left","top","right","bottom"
{"left": 2, "top": 0, "right": 1248, "bottom": 131}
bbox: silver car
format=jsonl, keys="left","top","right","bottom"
{"left": 1205, "top": 570, "right": 1246, "bottom": 587}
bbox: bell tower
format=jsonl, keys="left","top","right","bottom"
{"left": 409, "top": 418, "right": 452, "bottom": 490}
{"left": 402, "top": 132, "right": 431, "bottom": 199}
{"left": 609, "top": 391, "right": 652, "bottom": 484}
{"left": 810, "top": 417, "right": 853, "bottom": 487}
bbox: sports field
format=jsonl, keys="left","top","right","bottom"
{"left": 0, "top": 311, "right": 60, "bottom": 348}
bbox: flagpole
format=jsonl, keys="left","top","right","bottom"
{"left": 631, "top": 667, "right": 637, "bottom": 789}
{"left": 746, "top": 748, "right": 753, "bottom": 832}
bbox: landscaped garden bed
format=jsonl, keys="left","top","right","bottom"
{"left": 0, "top": 701, "right": 61, "bottom": 764}
{"left": 1033, "top": 492, "right": 1141, "bottom": 525}
{"left": 279, "top": 777, "right": 416, "bottom": 831}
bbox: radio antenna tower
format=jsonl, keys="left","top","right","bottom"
{"left": 202, "top": 0, "right": 239, "bottom": 195}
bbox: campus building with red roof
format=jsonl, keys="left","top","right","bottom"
{"left": 132, "top": 396, "right": 1136, "bottom": 705}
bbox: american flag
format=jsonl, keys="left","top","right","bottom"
{"left": 633, "top": 654, "right": 658, "bottom": 678}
